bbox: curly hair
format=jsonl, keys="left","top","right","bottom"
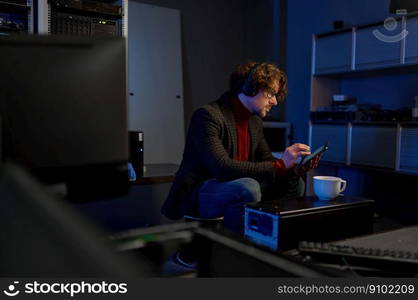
{"left": 229, "top": 61, "right": 288, "bottom": 102}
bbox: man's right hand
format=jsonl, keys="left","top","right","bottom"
{"left": 281, "top": 143, "right": 311, "bottom": 169}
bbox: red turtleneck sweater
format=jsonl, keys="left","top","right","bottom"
{"left": 230, "top": 96, "right": 286, "bottom": 175}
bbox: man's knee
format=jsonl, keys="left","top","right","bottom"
{"left": 232, "top": 177, "right": 262, "bottom": 203}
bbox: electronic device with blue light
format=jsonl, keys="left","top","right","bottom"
{"left": 297, "top": 142, "right": 328, "bottom": 170}
{"left": 244, "top": 196, "right": 375, "bottom": 251}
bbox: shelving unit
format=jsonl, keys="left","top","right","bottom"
{"left": 308, "top": 14, "right": 418, "bottom": 198}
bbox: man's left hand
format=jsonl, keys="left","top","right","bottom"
{"left": 294, "top": 153, "right": 323, "bottom": 176}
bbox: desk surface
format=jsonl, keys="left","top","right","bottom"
{"left": 130, "top": 163, "right": 178, "bottom": 185}
{"left": 246, "top": 195, "right": 375, "bottom": 216}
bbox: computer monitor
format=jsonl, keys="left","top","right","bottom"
{"left": 0, "top": 163, "right": 155, "bottom": 277}
{"left": 0, "top": 34, "right": 128, "bottom": 201}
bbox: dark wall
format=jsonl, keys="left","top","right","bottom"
{"left": 243, "top": 0, "right": 285, "bottom": 120}
{"left": 243, "top": 0, "right": 280, "bottom": 62}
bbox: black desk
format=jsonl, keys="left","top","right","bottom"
{"left": 130, "top": 163, "right": 178, "bottom": 185}
{"left": 77, "top": 164, "right": 179, "bottom": 231}
{"left": 245, "top": 195, "right": 375, "bottom": 251}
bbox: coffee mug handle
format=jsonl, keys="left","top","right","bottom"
{"left": 340, "top": 180, "right": 347, "bottom": 193}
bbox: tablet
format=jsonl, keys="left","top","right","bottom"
{"left": 297, "top": 142, "right": 328, "bottom": 169}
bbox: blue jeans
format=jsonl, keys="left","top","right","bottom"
{"left": 198, "top": 177, "right": 304, "bottom": 234}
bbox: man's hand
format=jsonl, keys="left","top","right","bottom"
{"left": 294, "top": 152, "right": 323, "bottom": 176}
{"left": 281, "top": 143, "right": 311, "bottom": 169}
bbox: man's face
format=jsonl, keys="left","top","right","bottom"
{"left": 249, "top": 84, "right": 279, "bottom": 118}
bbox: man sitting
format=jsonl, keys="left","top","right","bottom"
{"left": 161, "top": 62, "right": 319, "bottom": 233}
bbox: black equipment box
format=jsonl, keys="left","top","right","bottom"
{"left": 244, "top": 196, "right": 374, "bottom": 251}
{"left": 51, "top": 12, "right": 119, "bottom": 36}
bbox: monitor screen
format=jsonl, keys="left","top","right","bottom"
{"left": 0, "top": 163, "right": 154, "bottom": 277}
{"left": 0, "top": 34, "right": 128, "bottom": 200}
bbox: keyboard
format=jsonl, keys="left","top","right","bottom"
{"left": 299, "top": 241, "right": 418, "bottom": 274}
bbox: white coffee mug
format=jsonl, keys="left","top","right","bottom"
{"left": 313, "top": 176, "right": 346, "bottom": 200}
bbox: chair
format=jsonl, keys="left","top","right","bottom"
{"left": 184, "top": 215, "right": 224, "bottom": 230}
{"left": 174, "top": 215, "right": 224, "bottom": 269}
